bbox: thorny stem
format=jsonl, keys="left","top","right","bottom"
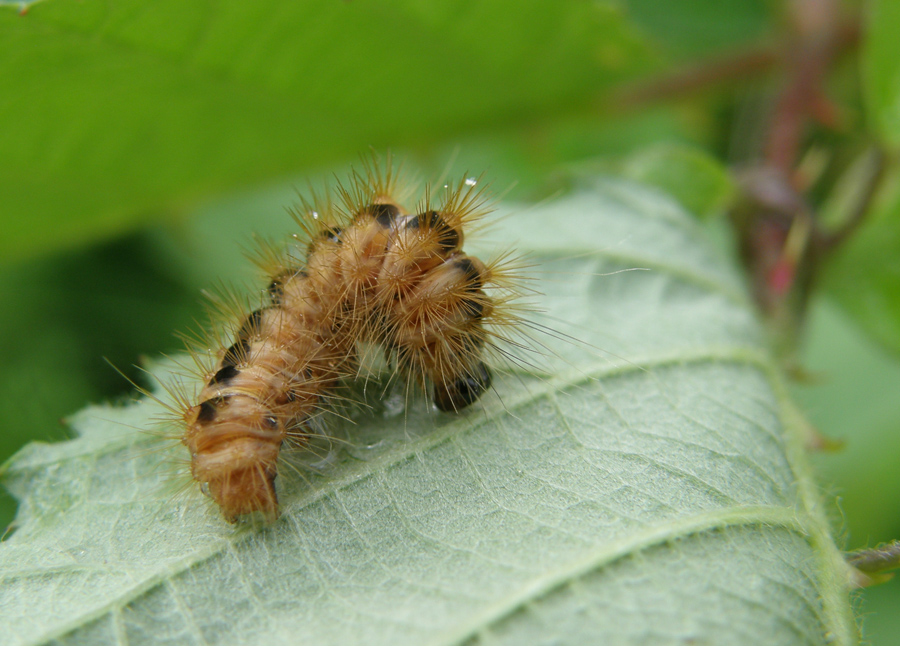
{"left": 725, "top": 0, "right": 882, "bottom": 357}
{"left": 764, "top": 0, "right": 844, "bottom": 172}
{"left": 610, "top": 1, "right": 879, "bottom": 355}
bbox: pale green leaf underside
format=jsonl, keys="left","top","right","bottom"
{"left": 0, "top": 180, "right": 854, "bottom": 645}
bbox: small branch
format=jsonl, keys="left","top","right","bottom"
{"left": 847, "top": 540, "right": 900, "bottom": 573}
{"left": 764, "top": 0, "right": 843, "bottom": 171}
{"left": 611, "top": 47, "right": 780, "bottom": 110}
{"left": 608, "top": 12, "right": 859, "bottom": 114}
{"left": 847, "top": 540, "right": 900, "bottom": 587}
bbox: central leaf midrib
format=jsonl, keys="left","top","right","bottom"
{"left": 526, "top": 246, "right": 748, "bottom": 307}
{"left": 4, "top": 345, "right": 772, "bottom": 477}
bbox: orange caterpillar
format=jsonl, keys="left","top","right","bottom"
{"left": 180, "top": 157, "right": 520, "bottom": 522}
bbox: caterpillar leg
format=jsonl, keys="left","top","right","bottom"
{"left": 386, "top": 249, "right": 496, "bottom": 412}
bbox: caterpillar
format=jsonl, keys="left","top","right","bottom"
{"left": 177, "top": 155, "right": 524, "bottom": 523}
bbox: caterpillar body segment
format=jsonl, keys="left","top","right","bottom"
{"left": 183, "top": 301, "right": 355, "bottom": 522}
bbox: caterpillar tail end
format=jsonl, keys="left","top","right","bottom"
{"left": 206, "top": 468, "right": 280, "bottom": 524}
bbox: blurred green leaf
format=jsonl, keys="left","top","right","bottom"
{"left": 0, "top": 0, "right": 652, "bottom": 263}
{"left": 618, "top": 0, "right": 772, "bottom": 58}
{"left": 792, "top": 299, "right": 900, "bottom": 546}
{"left": 863, "top": 0, "right": 900, "bottom": 145}
{"left": 823, "top": 186, "right": 900, "bottom": 355}
{"left": 1, "top": 180, "right": 854, "bottom": 645}
{"left": 0, "top": 236, "right": 203, "bottom": 529}
{"left": 622, "top": 143, "right": 736, "bottom": 217}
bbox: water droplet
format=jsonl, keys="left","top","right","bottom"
{"left": 311, "top": 211, "right": 319, "bottom": 220}
{"left": 66, "top": 546, "right": 88, "bottom": 561}
{"left": 465, "top": 177, "right": 477, "bottom": 187}
{"left": 348, "top": 439, "right": 387, "bottom": 461}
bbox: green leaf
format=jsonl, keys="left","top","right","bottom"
{"left": 863, "top": 0, "right": 900, "bottom": 145}
{"left": 618, "top": 0, "right": 772, "bottom": 58}
{"left": 622, "top": 143, "right": 736, "bottom": 218}
{"left": 0, "top": 0, "right": 651, "bottom": 263}
{"left": 0, "top": 180, "right": 854, "bottom": 645}
{"left": 791, "top": 296, "right": 900, "bottom": 553}
{"left": 822, "top": 185, "right": 900, "bottom": 355}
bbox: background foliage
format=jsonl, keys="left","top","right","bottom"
{"left": 1, "top": 0, "right": 899, "bottom": 642}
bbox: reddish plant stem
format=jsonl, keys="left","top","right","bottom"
{"left": 727, "top": 0, "right": 881, "bottom": 357}
{"left": 765, "top": 0, "right": 843, "bottom": 172}
{"left": 606, "top": 0, "right": 873, "bottom": 354}
{"left": 611, "top": 48, "right": 780, "bottom": 110}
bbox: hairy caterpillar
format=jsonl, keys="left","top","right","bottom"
{"left": 176, "top": 155, "right": 525, "bottom": 523}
